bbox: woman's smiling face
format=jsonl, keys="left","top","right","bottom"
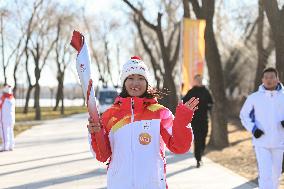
{"left": 124, "top": 74, "right": 147, "bottom": 97}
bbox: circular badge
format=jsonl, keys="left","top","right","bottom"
{"left": 139, "top": 133, "right": 152, "bottom": 145}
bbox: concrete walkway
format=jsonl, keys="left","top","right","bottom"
{"left": 0, "top": 113, "right": 258, "bottom": 189}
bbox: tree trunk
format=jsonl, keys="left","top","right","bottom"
{"left": 60, "top": 84, "right": 64, "bottom": 115}
{"left": 54, "top": 73, "right": 64, "bottom": 115}
{"left": 54, "top": 87, "right": 60, "bottom": 111}
{"left": 203, "top": 0, "right": 228, "bottom": 148}
{"left": 34, "top": 62, "right": 41, "bottom": 120}
{"left": 275, "top": 9, "right": 284, "bottom": 82}
{"left": 13, "top": 56, "right": 22, "bottom": 97}
{"left": 160, "top": 69, "right": 178, "bottom": 112}
{"left": 275, "top": 34, "right": 284, "bottom": 82}
{"left": 205, "top": 23, "right": 228, "bottom": 148}
{"left": 34, "top": 82, "right": 41, "bottom": 120}
{"left": 254, "top": 0, "right": 265, "bottom": 91}
{"left": 13, "top": 72, "right": 18, "bottom": 97}
{"left": 54, "top": 75, "right": 63, "bottom": 111}
{"left": 185, "top": 0, "right": 228, "bottom": 148}
{"left": 23, "top": 84, "right": 34, "bottom": 114}
{"left": 263, "top": 0, "right": 284, "bottom": 82}
{"left": 1, "top": 16, "right": 7, "bottom": 86}
{"left": 3, "top": 71, "right": 7, "bottom": 85}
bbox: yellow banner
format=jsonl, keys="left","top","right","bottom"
{"left": 182, "top": 18, "right": 206, "bottom": 95}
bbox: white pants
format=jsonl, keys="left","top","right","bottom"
{"left": 254, "top": 146, "right": 284, "bottom": 189}
{"left": 0, "top": 122, "right": 14, "bottom": 151}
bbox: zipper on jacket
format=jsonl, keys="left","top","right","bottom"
{"left": 130, "top": 97, "right": 135, "bottom": 187}
{"left": 131, "top": 98, "right": 134, "bottom": 122}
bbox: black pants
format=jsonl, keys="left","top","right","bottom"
{"left": 192, "top": 120, "right": 208, "bottom": 162}
{"left": 282, "top": 153, "right": 284, "bottom": 173}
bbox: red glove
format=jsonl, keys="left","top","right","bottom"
{"left": 70, "top": 30, "right": 84, "bottom": 53}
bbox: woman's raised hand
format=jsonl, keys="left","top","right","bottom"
{"left": 183, "top": 97, "right": 199, "bottom": 112}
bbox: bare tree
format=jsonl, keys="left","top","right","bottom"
{"left": 263, "top": 0, "right": 284, "bottom": 82}
{"left": 53, "top": 11, "right": 75, "bottom": 114}
{"left": 12, "top": 38, "right": 25, "bottom": 97}
{"left": 27, "top": 1, "right": 57, "bottom": 120}
{"left": 0, "top": 8, "right": 10, "bottom": 85}
{"left": 213, "top": 1, "right": 274, "bottom": 99}
{"left": 103, "top": 35, "right": 114, "bottom": 86}
{"left": 254, "top": 0, "right": 275, "bottom": 91}
{"left": 183, "top": 0, "right": 228, "bottom": 148}
{"left": 82, "top": 12, "right": 105, "bottom": 86}
{"left": 22, "top": 0, "right": 44, "bottom": 114}
{"left": 133, "top": 15, "right": 163, "bottom": 89}
{"left": 82, "top": 11, "right": 121, "bottom": 87}
{"left": 10, "top": 1, "right": 31, "bottom": 97}
{"left": 123, "top": 0, "right": 181, "bottom": 112}
{"left": 0, "top": 19, "right": 25, "bottom": 96}
{"left": 53, "top": 18, "right": 65, "bottom": 114}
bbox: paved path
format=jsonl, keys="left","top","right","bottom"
{"left": 0, "top": 113, "right": 258, "bottom": 189}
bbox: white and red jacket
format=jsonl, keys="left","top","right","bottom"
{"left": 0, "top": 93, "right": 15, "bottom": 150}
{"left": 89, "top": 96, "right": 194, "bottom": 189}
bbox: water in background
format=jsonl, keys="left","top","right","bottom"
{"left": 16, "top": 99, "right": 85, "bottom": 107}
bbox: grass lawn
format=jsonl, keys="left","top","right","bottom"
{"left": 16, "top": 106, "right": 87, "bottom": 122}
{"left": 13, "top": 106, "right": 87, "bottom": 136}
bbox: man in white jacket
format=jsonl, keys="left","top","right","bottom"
{"left": 0, "top": 85, "right": 15, "bottom": 152}
{"left": 240, "top": 67, "right": 284, "bottom": 189}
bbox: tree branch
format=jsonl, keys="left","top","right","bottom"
{"left": 6, "top": 36, "right": 24, "bottom": 68}
{"left": 170, "top": 24, "right": 181, "bottom": 71}
{"left": 167, "top": 23, "right": 179, "bottom": 55}
{"left": 182, "top": 0, "right": 190, "bottom": 18}
{"left": 263, "top": 0, "right": 280, "bottom": 35}
{"left": 40, "top": 35, "right": 57, "bottom": 71}
{"left": 189, "top": 0, "right": 202, "bottom": 18}
{"left": 203, "top": 0, "right": 215, "bottom": 22}
{"left": 134, "top": 16, "right": 164, "bottom": 79}
{"left": 82, "top": 11, "right": 104, "bottom": 81}
{"left": 122, "top": 0, "right": 157, "bottom": 30}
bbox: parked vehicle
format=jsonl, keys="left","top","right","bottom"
{"left": 97, "top": 87, "right": 120, "bottom": 114}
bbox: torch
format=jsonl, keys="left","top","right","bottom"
{"left": 70, "top": 30, "right": 100, "bottom": 124}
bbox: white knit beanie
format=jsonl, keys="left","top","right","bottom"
{"left": 120, "top": 56, "right": 150, "bottom": 85}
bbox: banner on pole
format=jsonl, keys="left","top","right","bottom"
{"left": 182, "top": 18, "right": 206, "bottom": 95}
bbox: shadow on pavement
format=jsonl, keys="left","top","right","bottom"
{"left": 167, "top": 165, "right": 196, "bottom": 178}
{"left": 166, "top": 151, "right": 194, "bottom": 165}
{"left": 232, "top": 177, "right": 258, "bottom": 189}
{"left": 15, "top": 136, "right": 86, "bottom": 149}
{"left": 0, "top": 151, "right": 89, "bottom": 166}
{"left": 0, "top": 157, "right": 92, "bottom": 177}
{"left": 7, "top": 169, "right": 106, "bottom": 189}
{"left": 232, "top": 183, "right": 257, "bottom": 189}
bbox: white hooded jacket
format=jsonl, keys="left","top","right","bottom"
{"left": 240, "top": 84, "right": 284, "bottom": 149}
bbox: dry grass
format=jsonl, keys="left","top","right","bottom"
{"left": 205, "top": 120, "right": 284, "bottom": 188}
{"left": 14, "top": 124, "right": 33, "bottom": 137}
{"left": 15, "top": 106, "right": 87, "bottom": 122}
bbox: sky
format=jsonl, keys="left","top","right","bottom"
{"left": 2, "top": 0, "right": 284, "bottom": 88}
{"left": 45, "top": 0, "right": 123, "bottom": 87}
{"left": 1, "top": 0, "right": 123, "bottom": 88}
